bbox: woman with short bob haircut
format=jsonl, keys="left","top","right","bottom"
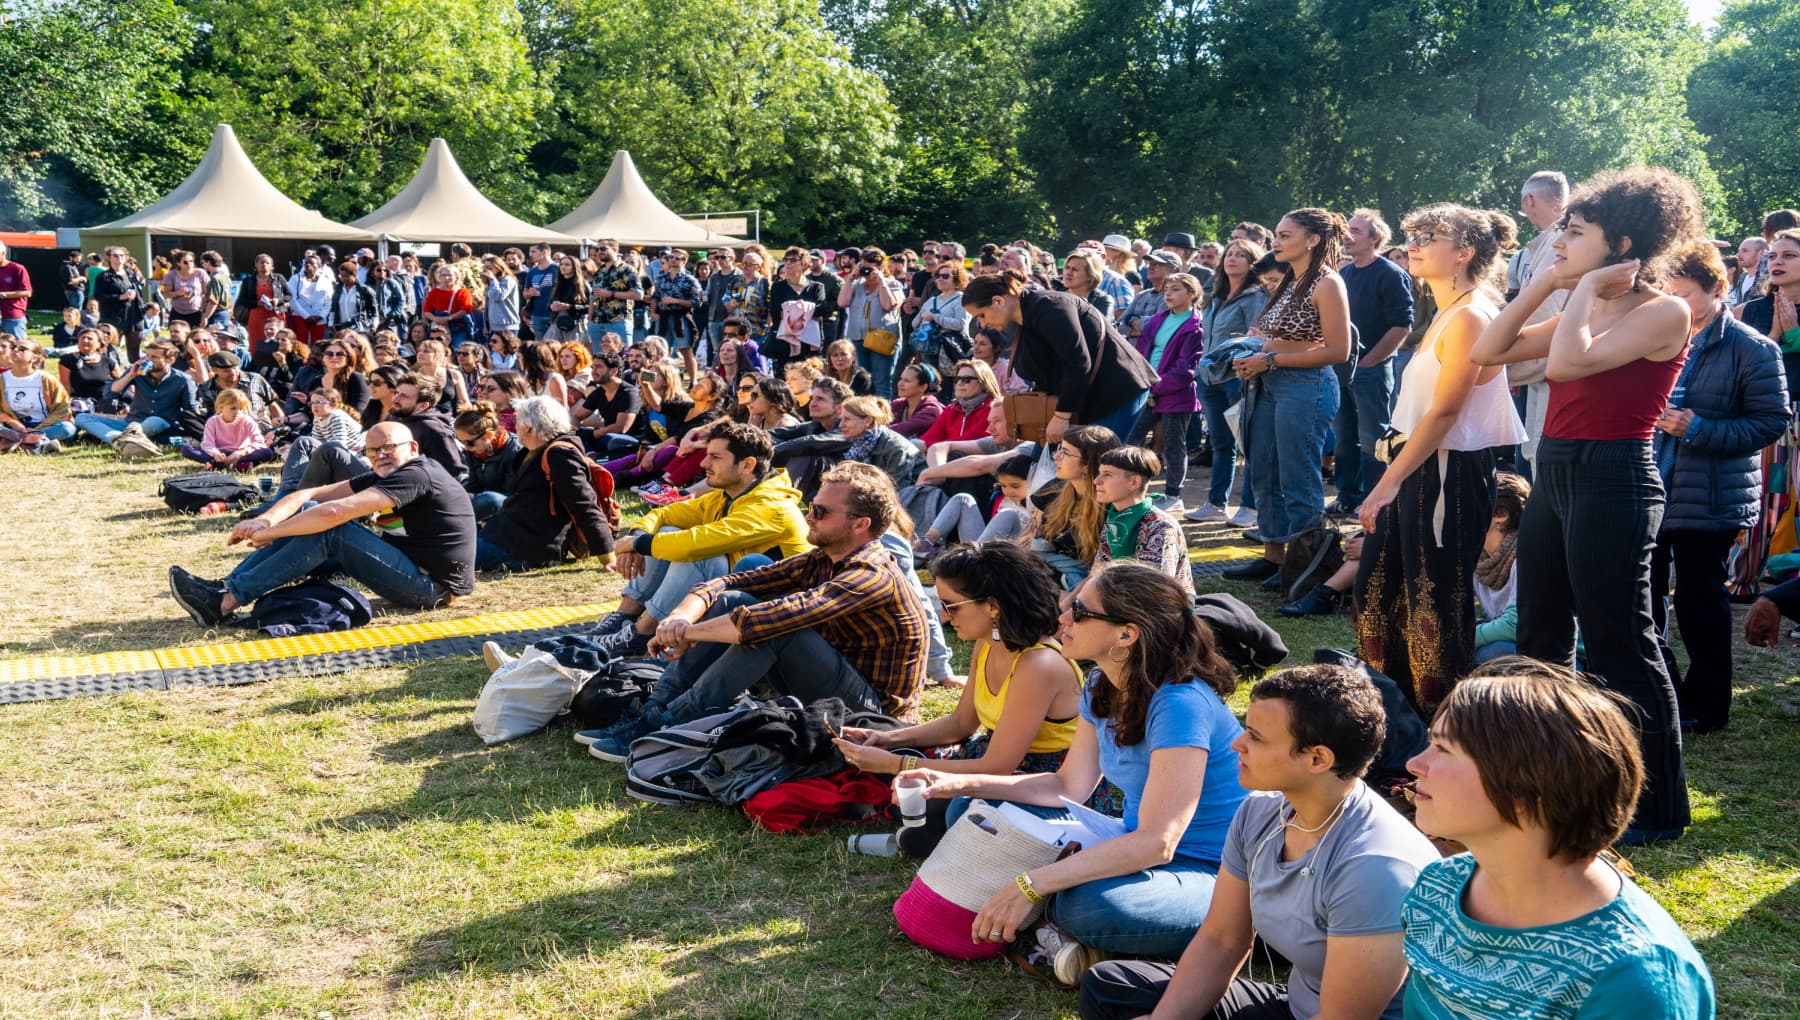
{"left": 1470, "top": 167, "right": 1708, "bottom": 844}
{"left": 911, "top": 562, "right": 1249, "bottom": 971}
{"left": 1400, "top": 660, "right": 1716, "bottom": 1018}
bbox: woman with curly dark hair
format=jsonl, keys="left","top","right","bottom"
{"left": 1223, "top": 209, "right": 1354, "bottom": 583}
{"left": 1471, "top": 166, "right": 1707, "bottom": 845}
{"left": 1349, "top": 204, "right": 1526, "bottom": 718}
{"left": 911, "top": 562, "right": 1249, "bottom": 979}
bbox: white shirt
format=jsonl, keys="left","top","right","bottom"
{"left": 5, "top": 369, "right": 50, "bottom": 424}
{"left": 288, "top": 272, "right": 333, "bottom": 321}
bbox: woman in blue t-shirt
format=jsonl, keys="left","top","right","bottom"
{"left": 912, "top": 562, "right": 1249, "bottom": 973}
{"left": 1401, "top": 661, "right": 1715, "bottom": 1019}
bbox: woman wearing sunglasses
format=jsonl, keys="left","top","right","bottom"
{"left": 282, "top": 337, "right": 369, "bottom": 426}
{"left": 909, "top": 562, "right": 1248, "bottom": 983}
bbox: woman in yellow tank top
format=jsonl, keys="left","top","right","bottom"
{"left": 835, "top": 543, "right": 1083, "bottom": 856}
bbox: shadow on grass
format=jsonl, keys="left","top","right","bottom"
{"left": 1695, "top": 879, "right": 1800, "bottom": 1015}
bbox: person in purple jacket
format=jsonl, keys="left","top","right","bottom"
{"left": 1128, "top": 273, "right": 1207, "bottom": 515}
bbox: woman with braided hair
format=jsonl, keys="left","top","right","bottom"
{"left": 1348, "top": 205, "right": 1526, "bottom": 718}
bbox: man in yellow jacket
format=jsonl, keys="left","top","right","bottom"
{"left": 595, "top": 419, "right": 811, "bottom": 657}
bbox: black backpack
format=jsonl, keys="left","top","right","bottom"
{"left": 160, "top": 472, "right": 261, "bottom": 513}
{"left": 230, "top": 579, "right": 374, "bottom": 637}
{"left": 569, "top": 657, "right": 667, "bottom": 729}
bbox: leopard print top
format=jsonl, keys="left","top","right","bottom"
{"left": 1255, "top": 268, "right": 1332, "bottom": 345}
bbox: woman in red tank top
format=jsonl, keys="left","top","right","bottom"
{"left": 1469, "top": 168, "right": 1706, "bottom": 847}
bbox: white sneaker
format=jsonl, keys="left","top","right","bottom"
{"left": 1052, "top": 938, "right": 1114, "bottom": 987}
{"left": 1185, "top": 502, "right": 1226, "bottom": 523}
{"left": 481, "top": 640, "right": 514, "bottom": 673}
{"left": 1228, "top": 507, "right": 1259, "bottom": 528}
{"left": 1158, "top": 499, "right": 1187, "bottom": 517}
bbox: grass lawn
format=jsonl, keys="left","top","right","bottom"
{"left": 0, "top": 446, "right": 1795, "bottom": 1018}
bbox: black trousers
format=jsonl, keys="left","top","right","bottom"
{"left": 1517, "top": 437, "right": 1690, "bottom": 832}
{"left": 1078, "top": 961, "right": 1288, "bottom": 1020}
{"left": 1651, "top": 528, "right": 1740, "bottom": 730}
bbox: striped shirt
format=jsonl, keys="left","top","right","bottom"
{"left": 691, "top": 541, "right": 927, "bottom": 718}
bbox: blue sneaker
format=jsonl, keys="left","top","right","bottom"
{"left": 587, "top": 706, "right": 668, "bottom": 763}
{"left": 591, "top": 610, "right": 636, "bottom": 636}
{"left": 572, "top": 699, "right": 641, "bottom": 746}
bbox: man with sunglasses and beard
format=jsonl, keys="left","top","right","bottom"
{"left": 169, "top": 420, "right": 478, "bottom": 625}
{"left": 582, "top": 461, "right": 927, "bottom": 762}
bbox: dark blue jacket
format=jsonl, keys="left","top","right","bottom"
{"left": 1654, "top": 311, "right": 1790, "bottom": 532}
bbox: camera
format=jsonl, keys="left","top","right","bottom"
{"left": 858, "top": 266, "right": 873, "bottom": 277}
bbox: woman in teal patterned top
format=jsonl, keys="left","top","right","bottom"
{"left": 1402, "top": 662, "right": 1715, "bottom": 1019}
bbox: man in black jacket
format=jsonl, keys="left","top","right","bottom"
{"left": 327, "top": 260, "right": 379, "bottom": 335}
{"left": 388, "top": 374, "right": 468, "bottom": 481}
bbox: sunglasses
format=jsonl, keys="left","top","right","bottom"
{"left": 936, "top": 273, "right": 955, "bottom": 280}
{"left": 1070, "top": 597, "right": 1130, "bottom": 625}
{"left": 737, "top": 382, "right": 756, "bottom": 393}
{"left": 954, "top": 375, "right": 980, "bottom": 383}
{"left": 322, "top": 350, "right": 348, "bottom": 358}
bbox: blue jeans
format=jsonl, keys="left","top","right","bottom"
{"left": 1033, "top": 541, "right": 1090, "bottom": 590}
{"left": 1247, "top": 366, "right": 1339, "bottom": 544}
{"left": 621, "top": 528, "right": 742, "bottom": 620}
{"left": 943, "top": 797, "right": 1218, "bottom": 957}
{"left": 1330, "top": 358, "right": 1395, "bottom": 506}
{"left": 1085, "top": 390, "right": 1150, "bottom": 446}
{"left": 858, "top": 339, "right": 901, "bottom": 399}
{"left": 589, "top": 319, "right": 630, "bottom": 352}
{"left": 74, "top": 413, "right": 173, "bottom": 445}
{"left": 0, "top": 317, "right": 24, "bottom": 340}
{"left": 880, "top": 530, "right": 952, "bottom": 681}
{"left": 530, "top": 313, "right": 551, "bottom": 340}
{"left": 1197, "top": 380, "right": 1241, "bottom": 507}
{"left": 1473, "top": 639, "right": 1516, "bottom": 664}
{"left": 474, "top": 533, "right": 531, "bottom": 573}
{"left": 648, "top": 591, "right": 883, "bottom": 723}
{"left": 469, "top": 491, "right": 506, "bottom": 523}
{"left": 225, "top": 520, "right": 443, "bottom": 609}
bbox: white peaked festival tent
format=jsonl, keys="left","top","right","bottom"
{"left": 549, "top": 150, "right": 740, "bottom": 247}
{"left": 351, "top": 138, "right": 579, "bottom": 246}
{"left": 81, "top": 124, "right": 376, "bottom": 265}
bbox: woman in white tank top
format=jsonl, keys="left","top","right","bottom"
{"left": 1353, "top": 204, "right": 1526, "bottom": 717}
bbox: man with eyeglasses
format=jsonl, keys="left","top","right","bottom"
{"left": 807, "top": 249, "right": 844, "bottom": 343}
{"left": 583, "top": 461, "right": 926, "bottom": 762}
{"left": 587, "top": 239, "right": 643, "bottom": 350}
{"left": 170, "top": 421, "right": 478, "bottom": 626}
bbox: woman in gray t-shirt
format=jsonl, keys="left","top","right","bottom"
{"left": 1078, "top": 664, "right": 1439, "bottom": 1020}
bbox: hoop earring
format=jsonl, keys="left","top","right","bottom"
{"left": 1107, "top": 644, "right": 1130, "bottom": 664}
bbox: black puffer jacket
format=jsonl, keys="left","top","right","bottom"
{"left": 465, "top": 434, "right": 525, "bottom": 496}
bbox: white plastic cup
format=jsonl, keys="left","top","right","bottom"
{"left": 895, "top": 774, "right": 928, "bottom": 828}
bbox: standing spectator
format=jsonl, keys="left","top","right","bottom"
{"left": 1100, "top": 234, "right": 1142, "bottom": 291}
{"left": 838, "top": 247, "right": 906, "bottom": 399}
{"left": 1059, "top": 250, "right": 1116, "bottom": 321}
{"left": 1353, "top": 205, "right": 1525, "bottom": 719}
{"left": 0, "top": 242, "right": 33, "bottom": 340}
{"left": 1652, "top": 243, "right": 1789, "bottom": 734}
{"left": 327, "top": 261, "right": 377, "bottom": 336}
{"left": 703, "top": 246, "right": 745, "bottom": 354}
{"left": 586, "top": 239, "right": 642, "bottom": 350}
{"left": 234, "top": 254, "right": 291, "bottom": 354}
{"left": 93, "top": 248, "right": 143, "bottom": 356}
{"left": 1727, "top": 237, "right": 1766, "bottom": 308}
{"left": 481, "top": 254, "right": 521, "bottom": 341}
{"left": 61, "top": 252, "right": 85, "bottom": 311}
{"left": 422, "top": 263, "right": 477, "bottom": 346}
{"left": 1470, "top": 167, "right": 1707, "bottom": 845}
{"left": 160, "top": 251, "right": 209, "bottom": 328}
{"left": 1128, "top": 273, "right": 1206, "bottom": 515}
{"left": 286, "top": 254, "right": 333, "bottom": 347}
{"left": 807, "top": 249, "right": 844, "bottom": 343}
{"left": 522, "top": 245, "right": 557, "bottom": 340}
{"left": 963, "top": 271, "right": 1158, "bottom": 444}
{"left": 1331, "top": 208, "right": 1414, "bottom": 515}
{"left": 1224, "top": 209, "right": 1353, "bottom": 584}
{"left": 1120, "top": 252, "right": 1178, "bottom": 338}
{"left": 766, "top": 246, "right": 826, "bottom": 363}
{"left": 1161, "top": 232, "right": 1210, "bottom": 292}
{"left": 366, "top": 262, "right": 409, "bottom": 334}
{"left": 198, "top": 251, "right": 234, "bottom": 330}
{"left": 1510, "top": 170, "right": 1572, "bottom": 477}
{"left": 1189, "top": 239, "right": 1270, "bottom": 525}
{"left": 916, "top": 257, "right": 971, "bottom": 367}
{"left": 653, "top": 249, "right": 702, "bottom": 382}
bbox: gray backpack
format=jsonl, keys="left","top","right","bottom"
{"left": 624, "top": 698, "right": 788, "bottom": 807}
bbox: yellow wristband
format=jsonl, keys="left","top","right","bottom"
{"left": 1015, "top": 871, "right": 1043, "bottom": 904}
{"left": 899, "top": 755, "right": 922, "bottom": 772}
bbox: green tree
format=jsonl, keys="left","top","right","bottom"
{"left": 185, "top": 0, "right": 548, "bottom": 220}
{"left": 0, "top": 0, "right": 198, "bottom": 226}
{"left": 1688, "top": 0, "right": 1800, "bottom": 235}
{"left": 523, "top": 0, "right": 901, "bottom": 242}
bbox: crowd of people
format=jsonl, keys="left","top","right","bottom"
{"left": 14, "top": 167, "right": 1795, "bottom": 1016}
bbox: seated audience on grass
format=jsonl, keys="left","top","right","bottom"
{"left": 254, "top": 328, "right": 307, "bottom": 399}
{"left": 182, "top": 388, "right": 275, "bottom": 470}
{"left": 284, "top": 335, "right": 369, "bottom": 425}
{"left": 51, "top": 306, "right": 83, "bottom": 350}
{"left": 840, "top": 394, "right": 924, "bottom": 487}
{"left": 307, "top": 388, "right": 366, "bottom": 451}
{"left": 732, "top": 372, "right": 801, "bottom": 431}
{"left": 889, "top": 363, "right": 945, "bottom": 438}
{"left": 455, "top": 401, "right": 525, "bottom": 522}
{"left": 388, "top": 374, "right": 469, "bottom": 481}
{"left": 59, "top": 327, "right": 125, "bottom": 410}
{"left": 487, "top": 329, "right": 522, "bottom": 372}
{"left": 824, "top": 338, "right": 874, "bottom": 396}
{"left": 584, "top": 420, "right": 810, "bottom": 659}
{"left": 454, "top": 341, "right": 489, "bottom": 399}
{"left": 556, "top": 341, "right": 593, "bottom": 400}
{"left": 1, "top": 337, "right": 75, "bottom": 452}
{"left": 835, "top": 542, "right": 1082, "bottom": 857}
{"left": 769, "top": 376, "right": 852, "bottom": 499}
{"left": 475, "top": 371, "right": 530, "bottom": 432}
{"left": 582, "top": 462, "right": 929, "bottom": 761}
{"left": 414, "top": 338, "right": 470, "bottom": 414}
{"left": 1030, "top": 425, "right": 1122, "bottom": 589}
{"left": 909, "top": 563, "right": 1249, "bottom": 966}
{"left": 359, "top": 364, "right": 408, "bottom": 430}
{"left": 783, "top": 359, "right": 823, "bottom": 409}
{"left": 73, "top": 339, "right": 197, "bottom": 448}
{"left": 974, "top": 326, "right": 1030, "bottom": 395}
{"left": 1090, "top": 445, "right": 1197, "bottom": 600}
{"left": 914, "top": 360, "right": 999, "bottom": 452}
{"left": 914, "top": 451, "right": 1036, "bottom": 555}
{"left": 915, "top": 399, "right": 1036, "bottom": 486}
{"left": 196, "top": 351, "right": 279, "bottom": 425}
{"left": 1473, "top": 472, "right": 1530, "bottom": 662}
{"left": 573, "top": 352, "right": 642, "bottom": 455}
{"left": 1399, "top": 662, "right": 1716, "bottom": 1018}
{"left": 1078, "top": 663, "right": 1440, "bottom": 1020}
{"left": 168, "top": 421, "right": 477, "bottom": 623}
{"left": 472, "top": 396, "right": 615, "bottom": 573}
{"left": 608, "top": 370, "right": 728, "bottom": 491}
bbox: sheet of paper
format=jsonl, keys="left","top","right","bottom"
{"left": 1059, "top": 796, "right": 1128, "bottom": 845}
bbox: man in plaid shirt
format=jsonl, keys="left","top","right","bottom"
{"left": 584, "top": 462, "right": 928, "bottom": 762}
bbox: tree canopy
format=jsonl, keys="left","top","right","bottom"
{"left": 0, "top": 0, "right": 1788, "bottom": 244}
